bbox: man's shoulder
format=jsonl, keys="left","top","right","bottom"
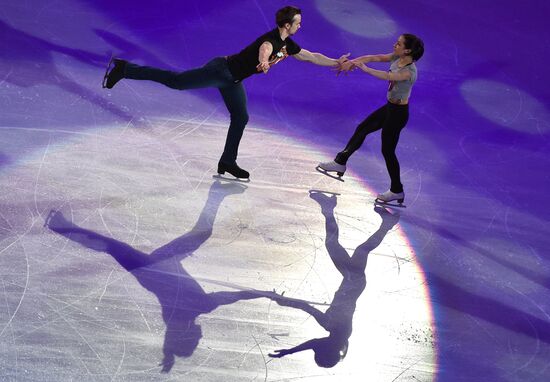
{"left": 257, "top": 28, "right": 279, "bottom": 41}
{"left": 284, "top": 36, "right": 301, "bottom": 54}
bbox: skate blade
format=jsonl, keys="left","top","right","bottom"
{"left": 102, "top": 55, "right": 115, "bottom": 89}
{"left": 374, "top": 199, "right": 407, "bottom": 208}
{"left": 212, "top": 174, "right": 251, "bottom": 183}
{"left": 315, "top": 166, "right": 344, "bottom": 182}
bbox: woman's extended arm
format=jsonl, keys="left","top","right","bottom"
{"left": 353, "top": 60, "right": 412, "bottom": 81}
{"left": 337, "top": 52, "right": 394, "bottom": 74}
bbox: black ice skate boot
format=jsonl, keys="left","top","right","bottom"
{"left": 102, "top": 58, "right": 127, "bottom": 89}
{"left": 217, "top": 161, "right": 250, "bottom": 179}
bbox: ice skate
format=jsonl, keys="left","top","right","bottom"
{"left": 374, "top": 190, "right": 406, "bottom": 208}
{"left": 102, "top": 57, "right": 127, "bottom": 89}
{"left": 215, "top": 161, "right": 250, "bottom": 181}
{"left": 316, "top": 160, "right": 346, "bottom": 182}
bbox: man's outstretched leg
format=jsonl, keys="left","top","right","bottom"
{"left": 103, "top": 57, "right": 232, "bottom": 91}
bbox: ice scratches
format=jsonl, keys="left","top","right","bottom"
{"left": 505, "top": 315, "right": 539, "bottom": 375}
{"left": 98, "top": 188, "right": 119, "bottom": 238}
{"left": 98, "top": 269, "right": 116, "bottom": 304}
{"left": 196, "top": 163, "right": 218, "bottom": 191}
{"left": 506, "top": 87, "right": 523, "bottom": 126}
{"left": 468, "top": 315, "right": 500, "bottom": 344}
{"left": 176, "top": 346, "right": 215, "bottom": 377}
{"left": 220, "top": 217, "right": 245, "bottom": 247}
{"left": 507, "top": 285, "right": 549, "bottom": 375}
{"left": 174, "top": 107, "right": 220, "bottom": 140}
{"left": 251, "top": 334, "right": 269, "bottom": 382}
{"left": 0, "top": 210, "right": 14, "bottom": 231}
{"left": 114, "top": 117, "right": 135, "bottom": 140}
{"left": 284, "top": 219, "right": 327, "bottom": 298}
{"left": 57, "top": 309, "right": 110, "bottom": 374}
{"left": 28, "top": 293, "right": 113, "bottom": 334}
{"left": 0, "top": 67, "right": 13, "bottom": 87}
{"left": 390, "top": 247, "right": 402, "bottom": 275}
{"left": 0, "top": 126, "right": 108, "bottom": 138}
{"left": 123, "top": 280, "right": 152, "bottom": 332}
{"left": 14, "top": 275, "right": 132, "bottom": 341}
{"left": 111, "top": 336, "right": 126, "bottom": 382}
{"left": 409, "top": 171, "right": 422, "bottom": 206}
{"left": 67, "top": 348, "right": 93, "bottom": 375}
{"left": 0, "top": 218, "right": 33, "bottom": 338}
{"left": 33, "top": 134, "right": 52, "bottom": 216}
{"left": 1, "top": 278, "right": 18, "bottom": 371}
{"left": 390, "top": 359, "right": 421, "bottom": 382}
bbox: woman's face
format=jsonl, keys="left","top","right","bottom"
{"left": 393, "top": 35, "right": 409, "bottom": 57}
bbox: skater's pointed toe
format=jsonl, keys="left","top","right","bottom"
{"left": 309, "top": 190, "right": 337, "bottom": 210}
{"left": 217, "top": 161, "right": 250, "bottom": 179}
{"left": 317, "top": 160, "right": 346, "bottom": 177}
{"left": 376, "top": 190, "right": 405, "bottom": 204}
{"left": 103, "top": 58, "right": 127, "bottom": 89}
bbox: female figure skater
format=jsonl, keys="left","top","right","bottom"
{"left": 318, "top": 34, "right": 424, "bottom": 205}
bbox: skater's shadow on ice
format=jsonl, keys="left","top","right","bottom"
{"left": 269, "top": 191, "right": 400, "bottom": 367}
{"left": 46, "top": 180, "right": 276, "bottom": 373}
{"left": 0, "top": 19, "right": 134, "bottom": 122}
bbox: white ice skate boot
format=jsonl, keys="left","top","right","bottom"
{"left": 376, "top": 190, "right": 405, "bottom": 204}
{"left": 317, "top": 160, "right": 346, "bottom": 177}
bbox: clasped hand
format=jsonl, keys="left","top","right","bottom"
{"left": 334, "top": 55, "right": 368, "bottom": 75}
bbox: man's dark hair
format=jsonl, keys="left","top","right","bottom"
{"left": 402, "top": 34, "right": 424, "bottom": 61}
{"left": 276, "top": 6, "right": 301, "bottom": 27}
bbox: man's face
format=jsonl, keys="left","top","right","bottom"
{"left": 287, "top": 14, "right": 301, "bottom": 35}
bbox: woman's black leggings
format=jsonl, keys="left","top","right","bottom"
{"left": 334, "top": 102, "right": 409, "bottom": 193}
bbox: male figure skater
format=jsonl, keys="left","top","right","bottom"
{"left": 103, "top": 6, "right": 349, "bottom": 179}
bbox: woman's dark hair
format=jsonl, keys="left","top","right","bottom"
{"left": 402, "top": 34, "right": 424, "bottom": 61}
{"left": 276, "top": 6, "right": 301, "bottom": 27}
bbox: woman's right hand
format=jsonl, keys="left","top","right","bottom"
{"left": 335, "top": 60, "right": 355, "bottom": 75}
{"left": 351, "top": 59, "right": 369, "bottom": 72}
